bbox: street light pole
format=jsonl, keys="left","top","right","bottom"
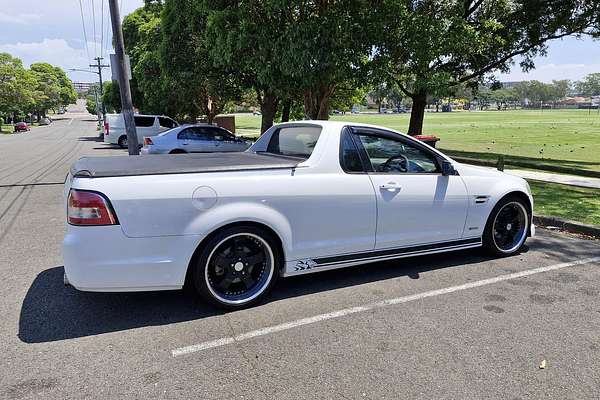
{"left": 89, "top": 57, "right": 109, "bottom": 124}
{"left": 108, "top": 0, "right": 139, "bottom": 155}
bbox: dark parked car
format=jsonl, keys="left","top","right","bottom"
{"left": 14, "top": 122, "right": 30, "bottom": 132}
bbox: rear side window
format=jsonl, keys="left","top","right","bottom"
{"left": 266, "top": 126, "right": 321, "bottom": 159}
{"left": 158, "top": 117, "right": 176, "bottom": 128}
{"left": 134, "top": 116, "right": 155, "bottom": 127}
{"left": 340, "top": 130, "right": 364, "bottom": 172}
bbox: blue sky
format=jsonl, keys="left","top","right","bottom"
{"left": 0, "top": 0, "right": 599, "bottom": 85}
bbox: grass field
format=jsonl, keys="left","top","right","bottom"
{"left": 236, "top": 109, "right": 600, "bottom": 175}
{"left": 529, "top": 180, "right": 600, "bottom": 226}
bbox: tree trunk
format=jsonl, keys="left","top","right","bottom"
{"left": 281, "top": 99, "right": 292, "bottom": 122}
{"left": 407, "top": 92, "right": 427, "bottom": 136}
{"left": 259, "top": 91, "right": 279, "bottom": 134}
{"left": 304, "top": 83, "right": 334, "bottom": 120}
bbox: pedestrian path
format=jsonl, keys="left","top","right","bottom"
{"left": 503, "top": 168, "right": 600, "bottom": 189}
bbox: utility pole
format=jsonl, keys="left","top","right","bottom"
{"left": 108, "top": 0, "right": 139, "bottom": 155}
{"left": 89, "top": 57, "right": 109, "bottom": 123}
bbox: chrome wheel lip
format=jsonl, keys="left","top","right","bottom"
{"left": 205, "top": 233, "right": 274, "bottom": 305}
{"left": 492, "top": 201, "right": 528, "bottom": 254}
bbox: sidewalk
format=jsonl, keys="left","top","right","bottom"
{"left": 503, "top": 168, "right": 600, "bottom": 189}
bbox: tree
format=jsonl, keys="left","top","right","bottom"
{"left": 373, "top": 0, "right": 600, "bottom": 135}
{"left": 122, "top": 0, "right": 166, "bottom": 113}
{"left": 102, "top": 81, "right": 122, "bottom": 113}
{"left": 206, "top": 0, "right": 301, "bottom": 132}
{"left": 575, "top": 73, "right": 600, "bottom": 96}
{"left": 29, "top": 63, "right": 76, "bottom": 118}
{"left": 0, "top": 53, "right": 36, "bottom": 124}
{"left": 160, "top": 0, "right": 240, "bottom": 123}
{"left": 207, "top": 0, "right": 373, "bottom": 132}
{"left": 369, "top": 84, "right": 391, "bottom": 113}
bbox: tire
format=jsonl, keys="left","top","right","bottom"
{"left": 483, "top": 195, "right": 530, "bottom": 256}
{"left": 169, "top": 149, "right": 187, "bottom": 154}
{"left": 118, "top": 135, "right": 127, "bottom": 149}
{"left": 192, "top": 225, "right": 281, "bottom": 309}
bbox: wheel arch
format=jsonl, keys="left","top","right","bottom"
{"left": 489, "top": 189, "right": 533, "bottom": 236}
{"left": 184, "top": 221, "right": 286, "bottom": 288}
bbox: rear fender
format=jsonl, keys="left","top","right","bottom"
{"left": 185, "top": 202, "right": 293, "bottom": 259}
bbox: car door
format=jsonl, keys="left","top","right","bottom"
{"left": 349, "top": 127, "right": 469, "bottom": 249}
{"left": 134, "top": 116, "right": 156, "bottom": 142}
{"left": 187, "top": 127, "right": 221, "bottom": 152}
{"left": 213, "top": 128, "right": 244, "bottom": 152}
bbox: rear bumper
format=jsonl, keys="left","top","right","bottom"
{"left": 63, "top": 225, "right": 203, "bottom": 292}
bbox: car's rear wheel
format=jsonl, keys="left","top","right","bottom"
{"left": 483, "top": 195, "right": 530, "bottom": 256}
{"left": 118, "top": 135, "right": 127, "bottom": 149}
{"left": 192, "top": 225, "right": 280, "bottom": 309}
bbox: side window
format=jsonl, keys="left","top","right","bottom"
{"left": 158, "top": 117, "right": 176, "bottom": 128}
{"left": 177, "top": 128, "right": 193, "bottom": 140}
{"left": 134, "top": 116, "right": 155, "bottom": 127}
{"left": 353, "top": 133, "right": 439, "bottom": 173}
{"left": 340, "top": 130, "right": 364, "bottom": 172}
{"left": 266, "top": 126, "right": 322, "bottom": 159}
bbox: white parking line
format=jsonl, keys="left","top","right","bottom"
{"left": 172, "top": 256, "right": 600, "bottom": 357}
{"left": 68, "top": 118, "right": 73, "bottom": 125}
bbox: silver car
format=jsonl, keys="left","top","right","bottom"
{"left": 140, "top": 124, "right": 251, "bottom": 154}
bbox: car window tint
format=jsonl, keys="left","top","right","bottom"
{"left": 340, "top": 130, "right": 364, "bottom": 172}
{"left": 134, "top": 116, "right": 155, "bottom": 127}
{"left": 158, "top": 117, "right": 176, "bottom": 128}
{"left": 266, "top": 126, "right": 321, "bottom": 159}
{"left": 354, "top": 133, "right": 438, "bottom": 173}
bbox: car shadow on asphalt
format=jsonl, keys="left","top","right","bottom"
{"left": 19, "top": 231, "right": 594, "bottom": 344}
{"left": 18, "top": 249, "right": 499, "bottom": 344}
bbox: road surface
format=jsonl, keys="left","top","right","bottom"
{"left": 0, "top": 106, "right": 599, "bottom": 399}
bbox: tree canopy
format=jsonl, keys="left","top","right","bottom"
{"left": 372, "top": 0, "right": 600, "bottom": 134}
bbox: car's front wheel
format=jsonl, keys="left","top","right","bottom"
{"left": 192, "top": 225, "right": 281, "bottom": 309}
{"left": 483, "top": 195, "right": 530, "bottom": 256}
{"left": 118, "top": 135, "right": 127, "bottom": 149}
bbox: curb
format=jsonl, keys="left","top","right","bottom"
{"left": 451, "top": 156, "right": 600, "bottom": 179}
{"left": 534, "top": 214, "right": 600, "bottom": 239}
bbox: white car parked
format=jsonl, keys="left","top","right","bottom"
{"left": 64, "top": 121, "right": 534, "bottom": 309}
{"left": 140, "top": 124, "right": 251, "bottom": 154}
{"left": 103, "top": 113, "right": 178, "bottom": 148}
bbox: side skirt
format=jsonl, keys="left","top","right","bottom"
{"left": 283, "top": 238, "right": 482, "bottom": 277}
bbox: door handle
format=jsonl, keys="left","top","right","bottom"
{"left": 182, "top": 142, "right": 189, "bottom": 145}
{"left": 380, "top": 182, "right": 401, "bottom": 191}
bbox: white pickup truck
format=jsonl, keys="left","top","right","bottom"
{"left": 64, "top": 121, "right": 534, "bottom": 309}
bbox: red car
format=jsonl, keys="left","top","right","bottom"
{"left": 14, "top": 122, "right": 30, "bottom": 132}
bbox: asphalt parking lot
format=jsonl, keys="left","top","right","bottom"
{"left": 1, "top": 111, "right": 599, "bottom": 399}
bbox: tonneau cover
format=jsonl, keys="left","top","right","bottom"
{"left": 70, "top": 152, "right": 299, "bottom": 178}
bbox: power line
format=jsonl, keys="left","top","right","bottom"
{"left": 100, "top": 0, "right": 105, "bottom": 59}
{"left": 91, "top": 0, "right": 97, "bottom": 57}
{"left": 78, "top": 0, "right": 91, "bottom": 66}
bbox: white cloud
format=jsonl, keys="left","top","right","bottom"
{"left": 498, "top": 63, "right": 600, "bottom": 83}
{"left": 0, "top": 38, "right": 111, "bottom": 83}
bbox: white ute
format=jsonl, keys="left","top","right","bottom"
{"left": 64, "top": 121, "right": 534, "bottom": 309}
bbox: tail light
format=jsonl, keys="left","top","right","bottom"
{"left": 104, "top": 121, "right": 109, "bottom": 135}
{"left": 67, "top": 189, "right": 118, "bottom": 226}
{"left": 144, "top": 137, "right": 153, "bottom": 146}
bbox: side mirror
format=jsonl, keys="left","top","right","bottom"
{"left": 441, "top": 160, "right": 457, "bottom": 176}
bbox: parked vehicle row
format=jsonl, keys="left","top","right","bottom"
{"left": 103, "top": 113, "right": 178, "bottom": 148}
{"left": 141, "top": 124, "right": 251, "bottom": 154}
{"left": 64, "top": 121, "right": 534, "bottom": 310}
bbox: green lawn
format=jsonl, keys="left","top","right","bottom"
{"left": 1, "top": 124, "right": 15, "bottom": 133}
{"left": 235, "top": 109, "right": 600, "bottom": 175}
{"left": 529, "top": 180, "right": 600, "bottom": 226}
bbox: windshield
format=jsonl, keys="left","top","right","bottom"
{"left": 264, "top": 126, "right": 322, "bottom": 159}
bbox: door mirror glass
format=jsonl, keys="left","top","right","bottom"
{"left": 441, "top": 160, "right": 457, "bottom": 176}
